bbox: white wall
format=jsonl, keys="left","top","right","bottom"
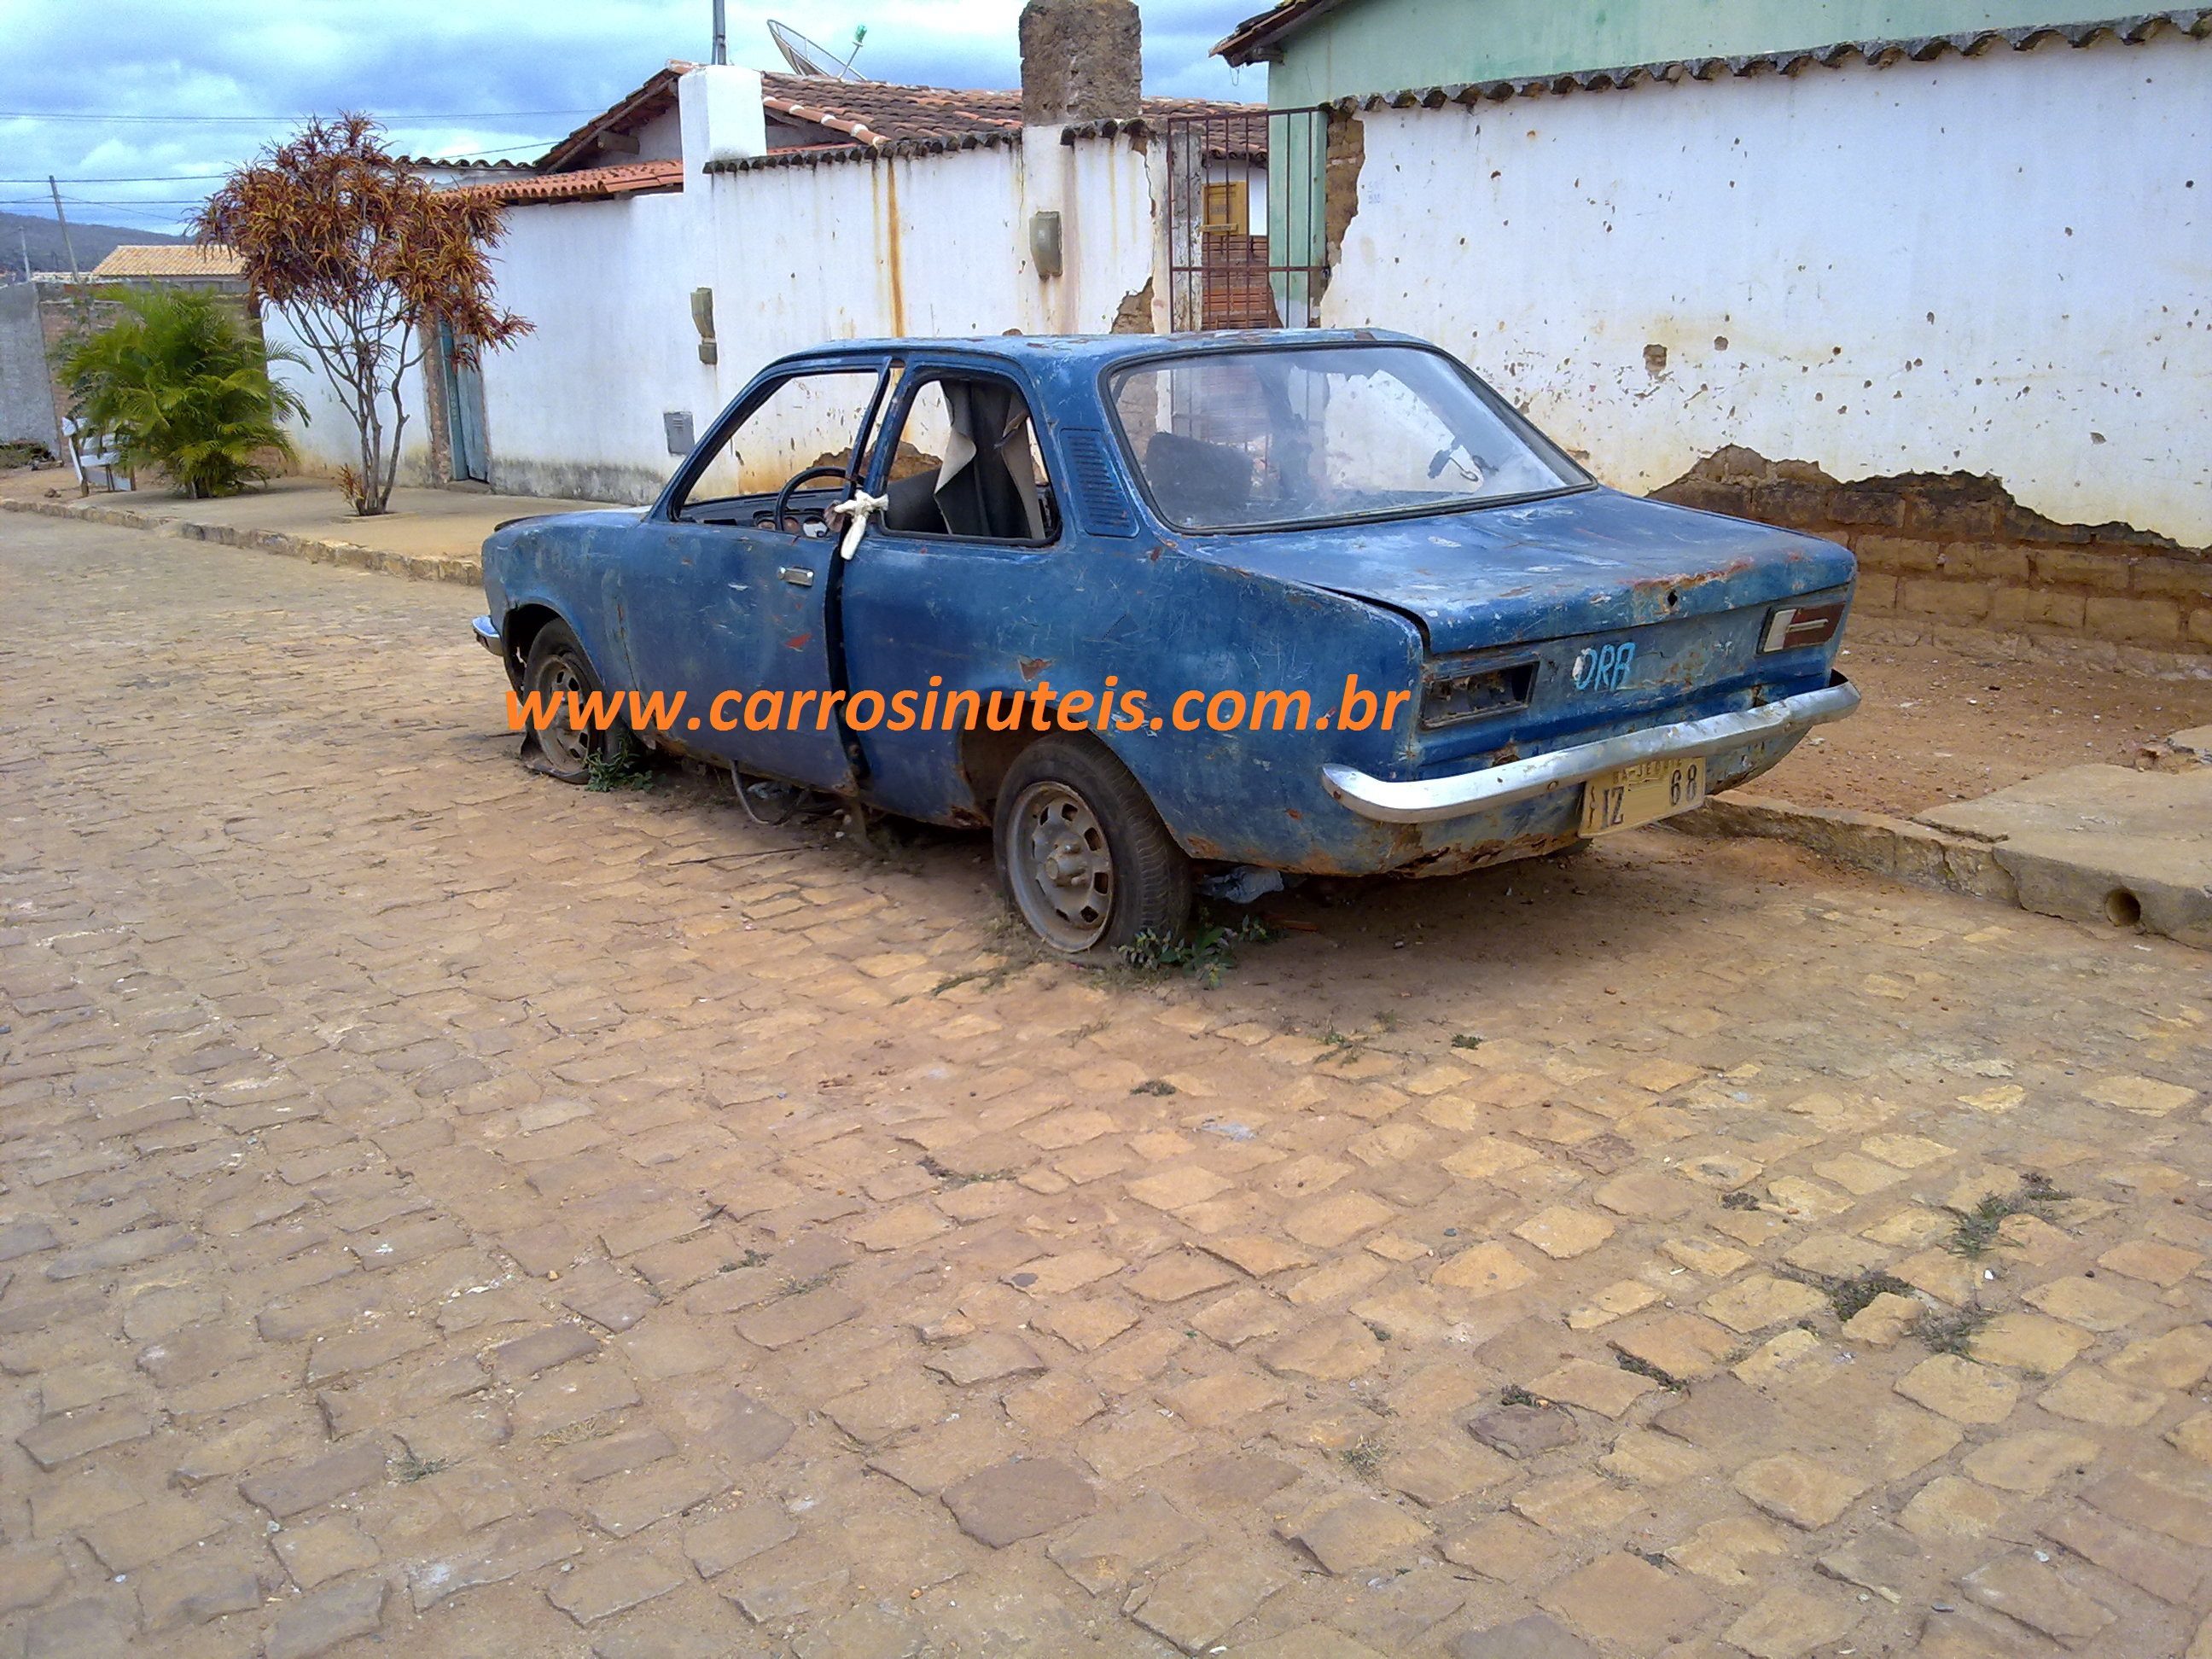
{"left": 633, "top": 107, "right": 682, "bottom": 163}
{"left": 1321, "top": 33, "right": 2211, "bottom": 545}
{"left": 265, "top": 314, "right": 435, "bottom": 487}
{"left": 476, "top": 191, "right": 713, "bottom": 502}
{"left": 471, "top": 125, "right": 1155, "bottom": 504}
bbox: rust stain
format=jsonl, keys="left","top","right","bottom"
{"left": 1630, "top": 556, "right": 1754, "bottom": 596}
{"left": 784, "top": 632, "right": 812, "bottom": 650}
{"left": 1018, "top": 656, "right": 1051, "bottom": 680}
{"left": 883, "top": 162, "right": 907, "bottom": 338}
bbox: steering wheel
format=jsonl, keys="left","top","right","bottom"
{"left": 770, "top": 464, "right": 851, "bottom": 536}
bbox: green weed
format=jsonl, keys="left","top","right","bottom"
{"left": 1784, "top": 1266, "right": 1912, "bottom": 1324}
{"left": 923, "top": 1155, "right": 1010, "bottom": 1187}
{"left": 1615, "top": 1352, "right": 1685, "bottom": 1391}
{"left": 1341, "top": 1438, "right": 1386, "bottom": 1479}
{"left": 585, "top": 749, "right": 655, "bottom": 792}
{"left": 1919, "top": 1307, "right": 1991, "bottom": 1356}
{"left": 1950, "top": 1173, "right": 2069, "bottom": 1258}
{"left": 1121, "top": 912, "right": 1275, "bottom": 988}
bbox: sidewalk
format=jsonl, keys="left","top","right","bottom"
{"left": 0, "top": 469, "right": 614, "bottom": 585}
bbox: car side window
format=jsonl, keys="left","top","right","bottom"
{"left": 875, "top": 375, "right": 1058, "bottom": 544}
{"left": 674, "top": 369, "right": 884, "bottom": 532}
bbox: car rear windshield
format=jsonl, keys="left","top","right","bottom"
{"left": 1109, "top": 343, "right": 1587, "bottom": 533}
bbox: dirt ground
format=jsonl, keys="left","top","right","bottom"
{"left": 1756, "top": 625, "right": 2212, "bottom": 819}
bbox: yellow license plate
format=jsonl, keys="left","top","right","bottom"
{"left": 1579, "top": 756, "right": 1706, "bottom": 835}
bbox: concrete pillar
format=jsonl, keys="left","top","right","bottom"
{"left": 678, "top": 65, "right": 766, "bottom": 177}
{"left": 1018, "top": 0, "right": 1141, "bottom": 126}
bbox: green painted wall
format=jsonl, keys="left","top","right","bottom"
{"left": 1263, "top": 0, "right": 2122, "bottom": 104}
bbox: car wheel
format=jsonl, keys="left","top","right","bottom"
{"left": 520, "top": 619, "right": 627, "bottom": 784}
{"left": 994, "top": 738, "right": 1192, "bottom": 953}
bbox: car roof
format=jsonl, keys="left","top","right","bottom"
{"left": 771, "top": 329, "right": 1430, "bottom": 370}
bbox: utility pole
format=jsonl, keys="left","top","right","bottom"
{"left": 712, "top": 0, "right": 727, "bottom": 64}
{"left": 48, "top": 177, "right": 83, "bottom": 288}
{"left": 49, "top": 176, "right": 92, "bottom": 495}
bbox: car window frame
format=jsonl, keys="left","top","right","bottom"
{"left": 655, "top": 357, "right": 894, "bottom": 525}
{"left": 1099, "top": 337, "right": 1597, "bottom": 537}
{"left": 863, "top": 360, "right": 1062, "bottom": 550}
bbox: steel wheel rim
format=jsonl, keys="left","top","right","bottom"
{"left": 1008, "top": 780, "right": 1113, "bottom": 951}
{"left": 534, "top": 654, "right": 592, "bottom": 771}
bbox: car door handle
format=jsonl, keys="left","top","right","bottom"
{"left": 777, "top": 566, "right": 814, "bottom": 587}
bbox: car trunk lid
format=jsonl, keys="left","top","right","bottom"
{"left": 1180, "top": 487, "right": 1854, "bottom": 655}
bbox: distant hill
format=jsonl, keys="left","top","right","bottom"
{"left": 0, "top": 211, "right": 187, "bottom": 280}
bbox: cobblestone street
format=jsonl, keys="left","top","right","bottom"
{"left": 3, "top": 515, "right": 2209, "bottom": 1659}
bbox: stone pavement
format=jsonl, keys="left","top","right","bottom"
{"left": 0, "top": 473, "right": 610, "bottom": 585}
{"left": 3, "top": 512, "right": 2210, "bottom": 1659}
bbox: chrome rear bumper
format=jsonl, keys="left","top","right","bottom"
{"left": 471, "top": 615, "right": 503, "bottom": 656}
{"left": 1322, "top": 674, "right": 1860, "bottom": 825}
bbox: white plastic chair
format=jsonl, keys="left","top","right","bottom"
{"left": 63, "top": 417, "right": 130, "bottom": 492}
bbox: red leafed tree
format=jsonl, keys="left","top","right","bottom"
{"left": 199, "top": 114, "right": 530, "bottom": 515}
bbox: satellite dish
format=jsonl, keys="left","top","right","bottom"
{"left": 768, "top": 20, "right": 872, "bottom": 80}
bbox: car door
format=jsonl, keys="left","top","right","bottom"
{"left": 838, "top": 361, "right": 1067, "bottom": 820}
{"left": 621, "top": 361, "right": 890, "bottom": 791}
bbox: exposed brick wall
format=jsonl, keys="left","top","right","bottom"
{"left": 1655, "top": 447, "right": 2211, "bottom": 653}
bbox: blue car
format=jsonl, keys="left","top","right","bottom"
{"left": 475, "top": 329, "right": 1857, "bottom": 952}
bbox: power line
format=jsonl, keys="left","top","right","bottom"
{"left": 0, "top": 108, "right": 601, "bottom": 123}
{"left": 1, "top": 136, "right": 566, "bottom": 188}
{"left": 0, "top": 139, "right": 562, "bottom": 190}
{"left": 0, "top": 173, "right": 236, "bottom": 184}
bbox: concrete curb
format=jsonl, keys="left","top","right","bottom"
{"left": 1664, "top": 792, "right": 2021, "bottom": 905}
{"left": 0, "top": 496, "right": 482, "bottom": 586}
{"left": 1669, "top": 790, "right": 2209, "bottom": 950}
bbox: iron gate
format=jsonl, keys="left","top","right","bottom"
{"left": 1163, "top": 106, "right": 1330, "bottom": 332}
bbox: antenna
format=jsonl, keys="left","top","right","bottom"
{"left": 768, "top": 19, "right": 873, "bottom": 80}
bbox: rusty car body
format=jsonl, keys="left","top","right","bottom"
{"left": 474, "top": 329, "right": 1859, "bottom": 951}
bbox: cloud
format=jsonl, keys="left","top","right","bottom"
{"left": 0, "top": 0, "right": 1264, "bottom": 238}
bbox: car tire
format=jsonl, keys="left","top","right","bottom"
{"left": 994, "top": 738, "right": 1193, "bottom": 954}
{"left": 519, "top": 619, "right": 630, "bottom": 785}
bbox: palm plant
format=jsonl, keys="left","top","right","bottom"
{"left": 62, "top": 287, "right": 306, "bottom": 498}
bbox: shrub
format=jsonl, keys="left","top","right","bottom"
{"left": 62, "top": 287, "right": 304, "bottom": 498}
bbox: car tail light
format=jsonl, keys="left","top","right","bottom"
{"left": 1421, "top": 659, "right": 1537, "bottom": 727}
{"left": 1760, "top": 602, "right": 1846, "bottom": 654}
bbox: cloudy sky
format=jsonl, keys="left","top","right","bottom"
{"left": 1, "top": 0, "right": 1263, "bottom": 237}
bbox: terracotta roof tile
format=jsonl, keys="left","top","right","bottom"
{"left": 538, "top": 64, "right": 691, "bottom": 172}
{"left": 1216, "top": 0, "right": 1340, "bottom": 67}
{"left": 87, "top": 244, "right": 244, "bottom": 280}
{"left": 760, "top": 73, "right": 1023, "bottom": 144}
{"left": 530, "top": 65, "right": 1265, "bottom": 180}
{"left": 393, "top": 154, "right": 528, "bottom": 173}
{"left": 738, "top": 78, "right": 1260, "bottom": 171}
{"left": 1316, "top": 10, "right": 2212, "bottom": 113}
{"left": 459, "top": 159, "right": 684, "bottom": 206}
